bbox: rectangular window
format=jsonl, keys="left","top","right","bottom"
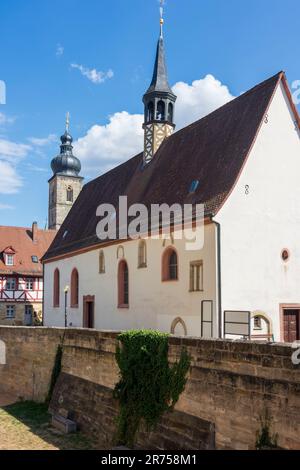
{"left": 26, "top": 278, "right": 34, "bottom": 290}
{"left": 189, "top": 261, "right": 204, "bottom": 292}
{"left": 31, "top": 256, "right": 39, "bottom": 263}
{"left": 6, "top": 254, "right": 14, "bottom": 266}
{"left": 6, "top": 305, "right": 15, "bottom": 318}
{"left": 6, "top": 278, "right": 16, "bottom": 290}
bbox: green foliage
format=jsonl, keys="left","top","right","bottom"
{"left": 113, "top": 329, "right": 191, "bottom": 448}
{"left": 256, "top": 409, "right": 278, "bottom": 450}
{"left": 46, "top": 344, "right": 63, "bottom": 405}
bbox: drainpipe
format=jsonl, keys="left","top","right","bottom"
{"left": 211, "top": 218, "right": 222, "bottom": 339}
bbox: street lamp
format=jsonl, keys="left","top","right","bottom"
{"left": 64, "top": 285, "right": 69, "bottom": 328}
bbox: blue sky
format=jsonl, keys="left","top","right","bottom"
{"left": 0, "top": 0, "right": 300, "bottom": 228}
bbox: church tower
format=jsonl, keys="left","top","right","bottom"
{"left": 48, "top": 114, "right": 83, "bottom": 230}
{"left": 142, "top": 6, "right": 177, "bottom": 165}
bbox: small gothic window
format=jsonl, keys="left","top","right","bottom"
{"left": 162, "top": 248, "right": 178, "bottom": 281}
{"left": 53, "top": 268, "right": 60, "bottom": 308}
{"left": 147, "top": 101, "right": 154, "bottom": 122}
{"left": 117, "top": 246, "right": 125, "bottom": 259}
{"left": 118, "top": 260, "right": 129, "bottom": 307}
{"left": 168, "top": 102, "right": 173, "bottom": 122}
{"left": 71, "top": 268, "right": 79, "bottom": 308}
{"left": 156, "top": 100, "right": 165, "bottom": 121}
{"left": 171, "top": 317, "right": 187, "bottom": 336}
{"left": 138, "top": 240, "right": 147, "bottom": 268}
{"left": 99, "top": 250, "right": 105, "bottom": 274}
{"left": 67, "top": 186, "right": 73, "bottom": 202}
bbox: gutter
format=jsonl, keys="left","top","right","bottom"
{"left": 211, "top": 217, "right": 222, "bottom": 339}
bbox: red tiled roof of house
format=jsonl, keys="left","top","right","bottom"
{"left": 43, "top": 72, "right": 299, "bottom": 262}
{"left": 0, "top": 223, "right": 56, "bottom": 276}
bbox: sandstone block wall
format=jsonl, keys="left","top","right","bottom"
{"left": 0, "top": 326, "right": 299, "bottom": 449}
{"left": 0, "top": 326, "right": 63, "bottom": 401}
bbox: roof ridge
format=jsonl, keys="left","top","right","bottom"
{"left": 84, "top": 72, "right": 283, "bottom": 187}
{"left": 168, "top": 71, "right": 283, "bottom": 139}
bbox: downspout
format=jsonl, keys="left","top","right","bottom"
{"left": 211, "top": 218, "right": 222, "bottom": 339}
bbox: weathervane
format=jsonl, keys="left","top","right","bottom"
{"left": 65, "top": 111, "right": 70, "bottom": 133}
{"left": 160, "top": 0, "right": 164, "bottom": 38}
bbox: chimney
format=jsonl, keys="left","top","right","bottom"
{"left": 32, "top": 221, "right": 38, "bottom": 243}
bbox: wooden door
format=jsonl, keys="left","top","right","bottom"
{"left": 83, "top": 295, "right": 95, "bottom": 329}
{"left": 283, "top": 310, "right": 300, "bottom": 343}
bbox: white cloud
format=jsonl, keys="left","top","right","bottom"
{"left": 74, "top": 112, "right": 144, "bottom": 174}
{"left": 73, "top": 74, "right": 235, "bottom": 176}
{"left": 0, "top": 203, "right": 14, "bottom": 210}
{"left": 0, "top": 138, "right": 31, "bottom": 163}
{"left": 28, "top": 134, "right": 57, "bottom": 147}
{"left": 70, "top": 63, "right": 114, "bottom": 84}
{"left": 173, "top": 74, "right": 234, "bottom": 129}
{"left": 0, "top": 112, "right": 16, "bottom": 126}
{"left": 56, "top": 44, "right": 64, "bottom": 57}
{"left": 0, "top": 161, "right": 22, "bottom": 194}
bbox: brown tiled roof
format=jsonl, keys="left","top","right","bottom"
{"left": 43, "top": 72, "right": 295, "bottom": 262}
{"left": 0, "top": 224, "right": 56, "bottom": 276}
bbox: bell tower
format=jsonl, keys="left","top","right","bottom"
{"left": 48, "top": 113, "right": 83, "bottom": 230}
{"left": 142, "top": 4, "right": 177, "bottom": 165}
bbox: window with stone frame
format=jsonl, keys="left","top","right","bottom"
{"left": 6, "top": 305, "right": 15, "bottom": 318}
{"left": 138, "top": 240, "right": 147, "bottom": 268}
{"left": 162, "top": 247, "right": 178, "bottom": 281}
{"left": 118, "top": 260, "right": 129, "bottom": 307}
{"left": 66, "top": 186, "right": 73, "bottom": 203}
{"left": 70, "top": 268, "right": 79, "bottom": 308}
{"left": 99, "top": 250, "right": 105, "bottom": 274}
{"left": 189, "top": 261, "right": 204, "bottom": 292}
{"left": 53, "top": 268, "right": 60, "bottom": 308}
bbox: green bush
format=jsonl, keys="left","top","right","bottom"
{"left": 114, "top": 329, "right": 191, "bottom": 448}
{"left": 256, "top": 409, "right": 278, "bottom": 450}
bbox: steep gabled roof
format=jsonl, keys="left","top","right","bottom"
{"left": 43, "top": 72, "right": 297, "bottom": 262}
{"left": 0, "top": 225, "right": 56, "bottom": 275}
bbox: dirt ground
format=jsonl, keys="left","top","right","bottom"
{"left": 0, "top": 399, "right": 95, "bottom": 450}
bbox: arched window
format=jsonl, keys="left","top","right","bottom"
{"left": 162, "top": 248, "right": 178, "bottom": 281}
{"left": 147, "top": 101, "right": 154, "bottom": 122}
{"left": 156, "top": 100, "right": 165, "bottom": 121}
{"left": 138, "top": 240, "right": 147, "bottom": 268}
{"left": 171, "top": 317, "right": 187, "bottom": 336}
{"left": 53, "top": 268, "right": 60, "bottom": 307}
{"left": 118, "top": 260, "right": 129, "bottom": 307}
{"left": 71, "top": 268, "right": 79, "bottom": 308}
{"left": 99, "top": 250, "right": 105, "bottom": 274}
{"left": 168, "top": 103, "right": 173, "bottom": 122}
{"left": 66, "top": 186, "right": 73, "bottom": 203}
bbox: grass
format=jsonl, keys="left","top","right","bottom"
{"left": 0, "top": 401, "right": 96, "bottom": 450}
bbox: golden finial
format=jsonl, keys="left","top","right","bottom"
{"left": 160, "top": 0, "right": 164, "bottom": 37}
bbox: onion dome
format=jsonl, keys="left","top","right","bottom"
{"left": 51, "top": 113, "right": 81, "bottom": 177}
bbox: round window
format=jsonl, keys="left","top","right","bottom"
{"left": 281, "top": 249, "right": 290, "bottom": 262}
